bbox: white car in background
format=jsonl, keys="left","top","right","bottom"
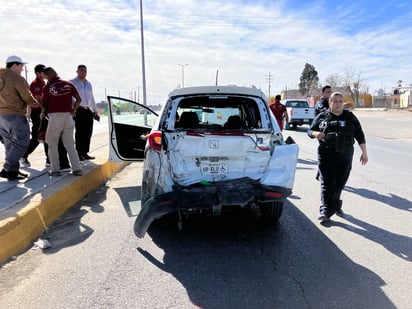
{"left": 108, "top": 85, "right": 299, "bottom": 237}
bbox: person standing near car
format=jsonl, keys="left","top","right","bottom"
{"left": 70, "top": 64, "right": 99, "bottom": 161}
{"left": 0, "top": 55, "right": 39, "bottom": 180}
{"left": 41, "top": 67, "right": 82, "bottom": 177}
{"left": 29, "top": 64, "right": 71, "bottom": 170}
{"left": 269, "top": 94, "right": 288, "bottom": 130}
{"left": 313, "top": 85, "right": 332, "bottom": 180}
{"left": 20, "top": 64, "right": 48, "bottom": 167}
{"left": 314, "top": 85, "right": 332, "bottom": 116}
{"left": 308, "top": 92, "right": 368, "bottom": 222}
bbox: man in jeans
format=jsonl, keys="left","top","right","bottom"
{"left": 0, "top": 55, "right": 39, "bottom": 180}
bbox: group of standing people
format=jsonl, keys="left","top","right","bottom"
{"left": 0, "top": 55, "right": 99, "bottom": 180}
{"left": 269, "top": 87, "right": 368, "bottom": 224}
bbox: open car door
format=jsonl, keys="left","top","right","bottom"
{"left": 108, "top": 96, "right": 158, "bottom": 161}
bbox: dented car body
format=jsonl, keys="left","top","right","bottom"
{"left": 108, "top": 86, "right": 299, "bottom": 237}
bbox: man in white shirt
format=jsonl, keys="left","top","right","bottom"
{"left": 70, "top": 64, "right": 99, "bottom": 161}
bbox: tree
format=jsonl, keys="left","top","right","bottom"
{"left": 299, "top": 63, "right": 319, "bottom": 97}
{"left": 324, "top": 73, "right": 343, "bottom": 88}
{"left": 342, "top": 66, "right": 367, "bottom": 107}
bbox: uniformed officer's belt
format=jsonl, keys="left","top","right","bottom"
{"left": 320, "top": 144, "right": 351, "bottom": 152}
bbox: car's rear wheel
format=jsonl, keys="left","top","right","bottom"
{"left": 259, "top": 201, "right": 284, "bottom": 223}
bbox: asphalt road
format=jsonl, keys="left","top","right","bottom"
{"left": 0, "top": 109, "right": 411, "bottom": 309}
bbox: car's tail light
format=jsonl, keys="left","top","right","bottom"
{"left": 148, "top": 131, "right": 162, "bottom": 151}
{"left": 265, "top": 191, "right": 284, "bottom": 198}
{"left": 257, "top": 145, "right": 270, "bottom": 151}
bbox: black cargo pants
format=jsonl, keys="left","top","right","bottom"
{"left": 318, "top": 145, "right": 354, "bottom": 216}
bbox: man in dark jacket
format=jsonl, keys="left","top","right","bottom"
{"left": 314, "top": 85, "right": 332, "bottom": 116}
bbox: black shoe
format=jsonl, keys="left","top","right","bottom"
{"left": 318, "top": 207, "right": 332, "bottom": 222}
{"left": 72, "top": 170, "right": 83, "bottom": 176}
{"left": 0, "top": 169, "right": 9, "bottom": 179}
{"left": 83, "top": 154, "right": 95, "bottom": 160}
{"left": 79, "top": 155, "right": 85, "bottom": 161}
{"left": 318, "top": 214, "right": 330, "bottom": 222}
{"left": 0, "top": 169, "right": 27, "bottom": 180}
{"left": 48, "top": 170, "right": 62, "bottom": 177}
{"left": 336, "top": 200, "right": 344, "bottom": 217}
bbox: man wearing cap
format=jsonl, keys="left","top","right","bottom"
{"left": 0, "top": 55, "right": 39, "bottom": 180}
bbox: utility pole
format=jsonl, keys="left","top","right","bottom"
{"left": 266, "top": 72, "right": 274, "bottom": 99}
{"left": 139, "top": 0, "right": 147, "bottom": 108}
{"left": 178, "top": 64, "right": 188, "bottom": 88}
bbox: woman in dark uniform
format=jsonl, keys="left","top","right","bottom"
{"left": 308, "top": 92, "right": 368, "bottom": 222}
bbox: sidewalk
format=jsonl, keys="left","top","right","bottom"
{"left": 0, "top": 122, "right": 128, "bottom": 264}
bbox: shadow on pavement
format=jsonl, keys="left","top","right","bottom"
{"left": 113, "top": 186, "right": 141, "bottom": 217}
{"left": 136, "top": 203, "right": 395, "bottom": 308}
{"left": 346, "top": 185, "right": 412, "bottom": 212}
{"left": 36, "top": 183, "right": 110, "bottom": 255}
{"left": 330, "top": 214, "right": 412, "bottom": 262}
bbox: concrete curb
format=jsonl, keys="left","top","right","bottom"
{"left": 0, "top": 161, "right": 129, "bottom": 264}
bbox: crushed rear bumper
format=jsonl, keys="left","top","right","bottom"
{"left": 134, "top": 177, "right": 291, "bottom": 237}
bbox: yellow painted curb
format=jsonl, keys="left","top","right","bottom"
{"left": 0, "top": 161, "right": 128, "bottom": 264}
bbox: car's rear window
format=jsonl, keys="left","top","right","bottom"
{"left": 285, "top": 101, "right": 309, "bottom": 108}
{"left": 174, "top": 95, "right": 263, "bottom": 130}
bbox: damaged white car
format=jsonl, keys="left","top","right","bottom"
{"left": 108, "top": 86, "right": 299, "bottom": 237}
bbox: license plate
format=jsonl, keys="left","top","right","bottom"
{"left": 201, "top": 162, "right": 228, "bottom": 175}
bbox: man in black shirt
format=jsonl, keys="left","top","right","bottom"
{"left": 314, "top": 85, "right": 332, "bottom": 116}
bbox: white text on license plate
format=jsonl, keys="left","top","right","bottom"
{"left": 201, "top": 162, "right": 228, "bottom": 175}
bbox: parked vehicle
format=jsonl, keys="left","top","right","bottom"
{"left": 282, "top": 99, "right": 315, "bottom": 129}
{"left": 108, "top": 86, "right": 299, "bottom": 237}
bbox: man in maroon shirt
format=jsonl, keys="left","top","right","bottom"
{"left": 25, "top": 64, "right": 70, "bottom": 169}
{"left": 269, "top": 94, "right": 289, "bottom": 130}
{"left": 41, "top": 67, "right": 82, "bottom": 176}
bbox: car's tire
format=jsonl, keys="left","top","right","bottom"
{"left": 259, "top": 201, "right": 283, "bottom": 223}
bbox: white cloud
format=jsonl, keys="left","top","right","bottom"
{"left": 1, "top": 0, "right": 411, "bottom": 104}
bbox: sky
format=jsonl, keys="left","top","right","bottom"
{"left": 1, "top": 0, "right": 411, "bottom": 104}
